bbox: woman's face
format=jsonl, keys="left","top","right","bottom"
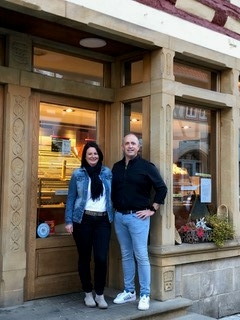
{"left": 85, "top": 147, "right": 99, "bottom": 167}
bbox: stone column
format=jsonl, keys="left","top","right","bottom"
{"left": 149, "top": 48, "right": 176, "bottom": 301}
{"left": 0, "top": 34, "right": 32, "bottom": 306}
{"left": 220, "top": 68, "right": 240, "bottom": 235}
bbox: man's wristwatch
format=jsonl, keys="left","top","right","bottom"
{"left": 150, "top": 205, "right": 157, "bottom": 213}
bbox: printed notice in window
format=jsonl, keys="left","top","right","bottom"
{"left": 62, "top": 139, "right": 71, "bottom": 155}
{"left": 200, "top": 178, "right": 211, "bottom": 203}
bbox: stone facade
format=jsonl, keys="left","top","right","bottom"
{"left": 0, "top": 0, "right": 239, "bottom": 318}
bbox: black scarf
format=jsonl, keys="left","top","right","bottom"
{"left": 85, "top": 162, "right": 103, "bottom": 200}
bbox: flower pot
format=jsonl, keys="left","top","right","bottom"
{"left": 180, "top": 230, "right": 212, "bottom": 244}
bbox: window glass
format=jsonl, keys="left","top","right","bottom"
{"left": 0, "top": 36, "right": 4, "bottom": 65}
{"left": 33, "top": 48, "right": 104, "bottom": 86}
{"left": 39, "top": 103, "right": 97, "bottom": 179}
{"left": 173, "top": 103, "right": 215, "bottom": 230}
{"left": 37, "top": 102, "right": 97, "bottom": 237}
{"left": 123, "top": 59, "right": 143, "bottom": 86}
{"left": 123, "top": 100, "right": 143, "bottom": 153}
{"left": 174, "top": 62, "right": 218, "bottom": 91}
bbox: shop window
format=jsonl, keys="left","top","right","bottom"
{"left": 37, "top": 102, "right": 96, "bottom": 237}
{"left": 33, "top": 47, "right": 104, "bottom": 86}
{"left": 122, "top": 59, "right": 143, "bottom": 86}
{"left": 124, "top": 100, "right": 142, "bottom": 146}
{"left": 173, "top": 103, "right": 216, "bottom": 230}
{"left": 174, "top": 61, "right": 218, "bottom": 91}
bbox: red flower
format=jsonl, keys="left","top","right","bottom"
{"left": 196, "top": 227, "right": 204, "bottom": 238}
{"left": 182, "top": 225, "right": 190, "bottom": 232}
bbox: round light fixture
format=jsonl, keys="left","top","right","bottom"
{"left": 131, "top": 118, "right": 140, "bottom": 123}
{"left": 79, "top": 38, "right": 107, "bottom": 48}
{"left": 63, "top": 108, "right": 75, "bottom": 113}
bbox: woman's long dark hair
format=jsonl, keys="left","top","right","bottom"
{"left": 81, "top": 142, "right": 104, "bottom": 200}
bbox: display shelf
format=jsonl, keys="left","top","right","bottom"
{"left": 37, "top": 178, "right": 70, "bottom": 237}
{"left": 38, "top": 145, "right": 81, "bottom": 179}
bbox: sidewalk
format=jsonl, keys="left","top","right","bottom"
{"left": 0, "top": 288, "right": 174, "bottom": 320}
{"left": 0, "top": 288, "right": 239, "bottom": 320}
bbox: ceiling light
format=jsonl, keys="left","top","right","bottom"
{"left": 79, "top": 38, "right": 107, "bottom": 48}
{"left": 63, "top": 108, "right": 75, "bottom": 113}
{"left": 182, "top": 125, "right": 191, "bottom": 129}
{"left": 131, "top": 118, "right": 140, "bottom": 122}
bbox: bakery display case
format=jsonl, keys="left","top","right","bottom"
{"left": 38, "top": 146, "right": 81, "bottom": 180}
{"left": 37, "top": 142, "right": 81, "bottom": 237}
{"left": 37, "top": 178, "right": 70, "bottom": 237}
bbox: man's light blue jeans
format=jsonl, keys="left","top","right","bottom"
{"left": 114, "top": 211, "right": 151, "bottom": 297}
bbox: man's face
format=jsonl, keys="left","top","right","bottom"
{"left": 122, "top": 134, "right": 140, "bottom": 160}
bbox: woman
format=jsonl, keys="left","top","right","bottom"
{"left": 65, "top": 142, "right": 113, "bottom": 309}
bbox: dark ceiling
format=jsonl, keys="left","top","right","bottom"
{"left": 0, "top": 6, "right": 154, "bottom": 57}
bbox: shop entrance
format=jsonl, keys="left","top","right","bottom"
{"left": 25, "top": 96, "right": 105, "bottom": 300}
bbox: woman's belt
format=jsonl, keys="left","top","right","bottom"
{"left": 84, "top": 210, "right": 107, "bottom": 217}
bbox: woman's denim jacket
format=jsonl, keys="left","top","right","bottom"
{"left": 65, "top": 166, "right": 113, "bottom": 224}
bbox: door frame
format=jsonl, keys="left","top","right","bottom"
{"left": 25, "top": 92, "right": 107, "bottom": 300}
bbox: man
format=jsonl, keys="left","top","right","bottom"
{"left": 112, "top": 133, "right": 167, "bottom": 311}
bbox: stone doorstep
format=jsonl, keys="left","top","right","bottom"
{"left": 0, "top": 288, "right": 217, "bottom": 320}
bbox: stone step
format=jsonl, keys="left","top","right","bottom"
{"left": 0, "top": 290, "right": 218, "bottom": 320}
{"left": 174, "top": 312, "right": 217, "bottom": 320}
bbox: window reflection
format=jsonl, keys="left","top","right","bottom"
{"left": 33, "top": 48, "right": 104, "bottom": 86}
{"left": 173, "top": 104, "right": 214, "bottom": 229}
{"left": 123, "top": 100, "right": 142, "bottom": 154}
{"left": 122, "top": 59, "right": 143, "bottom": 86}
{"left": 174, "top": 61, "right": 218, "bottom": 91}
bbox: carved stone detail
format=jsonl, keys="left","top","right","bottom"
{"left": 7, "top": 35, "right": 32, "bottom": 71}
{"left": 10, "top": 96, "right": 25, "bottom": 252}
{"left": 163, "top": 270, "right": 174, "bottom": 292}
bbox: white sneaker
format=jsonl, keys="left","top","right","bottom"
{"left": 95, "top": 294, "right": 108, "bottom": 309}
{"left": 84, "top": 292, "right": 96, "bottom": 307}
{"left": 138, "top": 295, "right": 150, "bottom": 310}
{"left": 113, "top": 290, "right": 136, "bottom": 304}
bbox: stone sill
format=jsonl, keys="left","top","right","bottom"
{"left": 149, "top": 238, "right": 240, "bottom": 266}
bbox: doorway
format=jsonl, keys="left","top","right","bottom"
{"left": 25, "top": 95, "right": 105, "bottom": 300}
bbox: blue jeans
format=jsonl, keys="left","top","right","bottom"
{"left": 114, "top": 211, "right": 151, "bottom": 297}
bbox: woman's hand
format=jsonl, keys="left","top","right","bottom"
{"left": 65, "top": 224, "right": 73, "bottom": 234}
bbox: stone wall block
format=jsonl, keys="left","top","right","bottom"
{"left": 218, "top": 291, "right": 240, "bottom": 318}
{"left": 200, "top": 268, "right": 233, "bottom": 299}
{"left": 233, "top": 265, "right": 240, "bottom": 290}
{"left": 182, "top": 273, "right": 200, "bottom": 300}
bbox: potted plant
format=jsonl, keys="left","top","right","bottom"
{"left": 178, "top": 220, "right": 212, "bottom": 244}
{"left": 177, "top": 215, "right": 235, "bottom": 247}
{"left": 205, "top": 214, "right": 235, "bottom": 247}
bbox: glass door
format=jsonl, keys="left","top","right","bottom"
{"left": 37, "top": 103, "right": 97, "bottom": 237}
{"left": 26, "top": 97, "right": 101, "bottom": 300}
